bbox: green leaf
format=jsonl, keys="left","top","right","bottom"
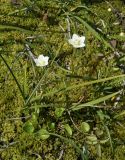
{"left": 105, "top": 126, "right": 113, "bottom": 153}
{"left": 97, "top": 110, "right": 105, "bottom": 121}
{"left": 23, "top": 121, "right": 34, "bottom": 133}
{"left": 0, "top": 54, "right": 25, "bottom": 101}
{"left": 55, "top": 107, "right": 65, "bottom": 118}
{"left": 64, "top": 124, "right": 72, "bottom": 136}
{"left": 0, "top": 24, "right": 33, "bottom": 34}
{"left": 23, "top": 63, "right": 28, "bottom": 97}
{"left": 86, "top": 135, "right": 98, "bottom": 145}
{"left": 80, "top": 122, "right": 90, "bottom": 133}
{"left": 71, "top": 91, "right": 120, "bottom": 111}
{"left": 86, "top": 135, "right": 97, "bottom": 142}
{"left": 31, "top": 113, "right": 38, "bottom": 127}
{"left": 114, "top": 110, "right": 125, "bottom": 119}
{"left": 100, "top": 138, "right": 109, "bottom": 144}
{"left": 29, "top": 74, "right": 125, "bottom": 104}
{"left": 8, "top": 7, "right": 27, "bottom": 15}
{"left": 97, "top": 144, "right": 101, "bottom": 157}
{"left": 108, "top": 35, "right": 125, "bottom": 41}
{"left": 36, "top": 129, "right": 50, "bottom": 140}
{"left": 49, "top": 122, "right": 55, "bottom": 130}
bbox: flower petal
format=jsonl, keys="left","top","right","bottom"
{"left": 34, "top": 55, "right": 49, "bottom": 67}
{"left": 38, "top": 55, "right": 44, "bottom": 60}
{"left": 80, "top": 36, "right": 85, "bottom": 42}
{"left": 68, "top": 34, "right": 86, "bottom": 48}
{"left": 44, "top": 56, "right": 49, "bottom": 61}
{"left": 72, "top": 34, "right": 79, "bottom": 40}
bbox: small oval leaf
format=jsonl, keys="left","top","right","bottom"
{"left": 86, "top": 135, "right": 97, "bottom": 142}
{"left": 23, "top": 121, "right": 34, "bottom": 133}
{"left": 55, "top": 108, "right": 65, "bottom": 118}
{"left": 36, "top": 129, "right": 50, "bottom": 140}
{"left": 80, "top": 122, "right": 90, "bottom": 133}
{"left": 86, "top": 140, "right": 98, "bottom": 145}
{"left": 100, "top": 138, "right": 109, "bottom": 144}
{"left": 49, "top": 122, "right": 55, "bottom": 130}
{"left": 64, "top": 124, "right": 72, "bottom": 136}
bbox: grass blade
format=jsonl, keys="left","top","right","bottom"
{"left": 0, "top": 24, "right": 33, "bottom": 34}
{"left": 0, "top": 54, "right": 25, "bottom": 101}
{"left": 71, "top": 91, "right": 120, "bottom": 111}
{"left": 105, "top": 126, "right": 114, "bottom": 154}
{"left": 108, "top": 35, "right": 125, "bottom": 41}
{"left": 30, "top": 74, "right": 125, "bottom": 103}
{"left": 114, "top": 110, "right": 125, "bottom": 119}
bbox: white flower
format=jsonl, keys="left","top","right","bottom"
{"left": 34, "top": 55, "right": 49, "bottom": 67}
{"left": 108, "top": 8, "right": 111, "bottom": 12}
{"left": 120, "top": 32, "right": 124, "bottom": 36}
{"left": 68, "top": 34, "right": 85, "bottom": 48}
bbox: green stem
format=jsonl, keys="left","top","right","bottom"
{"left": 105, "top": 126, "right": 114, "bottom": 154}
{"left": 25, "top": 69, "right": 49, "bottom": 105}
{"left": 0, "top": 54, "right": 25, "bottom": 101}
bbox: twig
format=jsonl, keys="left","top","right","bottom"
{"left": 25, "top": 44, "right": 35, "bottom": 61}
{"left": 67, "top": 110, "right": 82, "bottom": 133}
{"left": 6, "top": 115, "right": 31, "bottom": 121}
{"left": 0, "top": 141, "right": 19, "bottom": 151}
{"left": 58, "top": 149, "right": 64, "bottom": 160}
{"left": 66, "top": 16, "right": 71, "bottom": 39}
{"left": 25, "top": 43, "right": 36, "bottom": 77}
